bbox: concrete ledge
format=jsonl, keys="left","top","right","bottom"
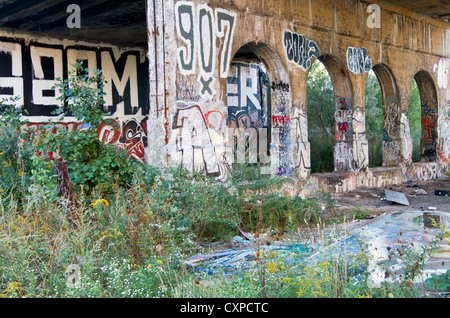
{"left": 298, "top": 162, "right": 449, "bottom": 196}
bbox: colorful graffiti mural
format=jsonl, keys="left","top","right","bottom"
{"left": 335, "top": 97, "right": 353, "bottom": 141}
{"left": 346, "top": 46, "right": 372, "bottom": 75}
{"left": 0, "top": 37, "right": 149, "bottom": 162}
{"left": 400, "top": 111, "right": 413, "bottom": 164}
{"left": 438, "top": 100, "right": 450, "bottom": 162}
{"left": 352, "top": 106, "right": 368, "bottom": 172}
{"left": 227, "top": 62, "right": 268, "bottom": 129}
{"left": 433, "top": 58, "right": 450, "bottom": 90}
{"left": 175, "top": 1, "right": 237, "bottom": 99}
{"left": 0, "top": 38, "right": 148, "bottom": 116}
{"left": 290, "top": 104, "right": 311, "bottom": 178}
{"left": 171, "top": 102, "right": 230, "bottom": 181}
{"left": 98, "top": 117, "right": 148, "bottom": 162}
{"left": 227, "top": 61, "right": 271, "bottom": 170}
{"left": 23, "top": 118, "right": 148, "bottom": 163}
{"left": 283, "top": 30, "right": 320, "bottom": 71}
{"left": 421, "top": 101, "right": 438, "bottom": 161}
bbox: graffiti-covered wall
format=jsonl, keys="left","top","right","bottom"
{"left": 1, "top": 0, "right": 448, "bottom": 196}
{"left": 0, "top": 35, "right": 149, "bottom": 162}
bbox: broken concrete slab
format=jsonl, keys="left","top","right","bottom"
{"left": 384, "top": 189, "right": 410, "bottom": 206}
{"left": 423, "top": 212, "right": 440, "bottom": 227}
{"left": 413, "top": 189, "right": 428, "bottom": 195}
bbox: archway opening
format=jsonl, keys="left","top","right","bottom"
{"left": 370, "top": 64, "right": 400, "bottom": 167}
{"left": 409, "top": 78, "right": 422, "bottom": 163}
{"left": 226, "top": 43, "right": 283, "bottom": 180}
{"left": 307, "top": 59, "right": 335, "bottom": 173}
{"left": 413, "top": 71, "right": 438, "bottom": 162}
{"left": 318, "top": 55, "right": 354, "bottom": 172}
{"left": 364, "top": 70, "right": 383, "bottom": 167}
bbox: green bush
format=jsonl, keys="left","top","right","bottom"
{"left": 35, "top": 62, "right": 143, "bottom": 195}
{"left": 0, "top": 97, "right": 35, "bottom": 206}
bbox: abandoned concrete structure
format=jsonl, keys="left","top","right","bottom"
{"left": 0, "top": 0, "right": 449, "bottom": 196}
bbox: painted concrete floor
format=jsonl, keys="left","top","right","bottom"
{"left": 185, "top": 210, "right": 450, "bottom": 295}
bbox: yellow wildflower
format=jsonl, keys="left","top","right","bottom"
{"left": 90, "top": 199, "right": 109, "bottom": 207}
{"left": 266, "top": 261, "right": 279, "bottom": 273}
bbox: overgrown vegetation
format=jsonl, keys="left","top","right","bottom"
{"left": 0, "top": 64, "right": 446, "bottom": 299}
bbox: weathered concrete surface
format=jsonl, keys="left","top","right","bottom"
{"left": 0, "top": 0, "right": 147, "bottom": 48}
{"left": 147, "top": 0, "right": 450, "bottom": 195}
{"left": 300, "top": 162, "right": 448, "bottom": 195}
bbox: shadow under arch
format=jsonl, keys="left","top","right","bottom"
{"left": 371, "top": 63, "right": 402, "bottom": 166}
{"left": 227, "top": 41, "right": 294, "bottom": 177}
{"left": 413, "top": 70, "right": 439, "bottom": 162}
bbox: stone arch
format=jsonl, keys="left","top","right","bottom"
{"left": 371, "top": 64, "right": 402, "bottom": 166}
{"left": 414, "top": 70, "right": 439, "bottom": 162}
{"left": 226, "top": 42, "right": 294, "bottom": 177}
{"left": 316, "top": 54, "right": 354, "bottom": 172}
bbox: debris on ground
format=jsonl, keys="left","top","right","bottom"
{"left": 384, "top": 189, "right": 410, "bottom": 206}
{"left": 184, "top": 210, "right": 450, "bottom": 295}
{"left": 333, "top": 177, "right": 449, "bottom": 215}
{"left": 184, "top": 235, "right": 314, "bottom": 275}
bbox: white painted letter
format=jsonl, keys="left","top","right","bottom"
{"left": 67, "top": 4, "right": 81, "bottom": 29}
{"left": 367, "top": 4, "right": 381, "bottom": 29}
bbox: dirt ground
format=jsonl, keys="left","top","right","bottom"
{"left": 332, "top": 176, "right": 450, "bottom": 216}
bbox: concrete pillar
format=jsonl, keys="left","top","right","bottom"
{"left": 351, "top": 75, "right": 369, "bottom": 172}
{"left": 290, "top": 70, "right": 311, "bottom": 179}
{"left": 371, "top": 64, "right": 402, "bottom": 167}
{"left": 146, "top": 0, "right": 177, "bottom": 167}
{"left": 398, "top": 78, "right": 413, "bottom": 166}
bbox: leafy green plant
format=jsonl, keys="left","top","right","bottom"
{"left": 35, "top": 62, "right": 143, "bottom": 195}
{"left": 409, "top": 79, "right": 422, "bottom": 163}
{"left": 425, "top": 270, "right": 450, "bottom": 292}
{"left": 0, "top": 97, "right": 35, "bottom": 205}
{"left": 424, "top": 219, "right": 450, "bottom": 292}
{"left": 351, "top": 206, "right": 371, "bottom": 220}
